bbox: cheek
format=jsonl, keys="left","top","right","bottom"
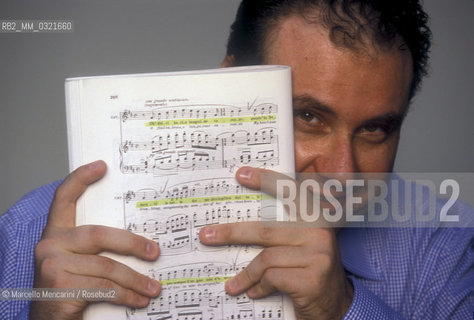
{"left": 293, "top": 131, "right": 400, "bottom": 173}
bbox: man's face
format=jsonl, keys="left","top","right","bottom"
{"left": 263, "top": 16, "right": 413, "bottom": 176}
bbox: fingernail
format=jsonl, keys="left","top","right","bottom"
{"left": 203, "top": 227, "right": 215, "bottom": 240}
{"left": 146, "top": 241, "right": 156, "bottom": 255}
{"left": 88, "top": 160, "right": 102, "bottom": 171}
{"left": 238, "top": 167, "right": 253, "bottom": 180}
{"left": 148, "top": 279, "right": 160, "bottom": 294}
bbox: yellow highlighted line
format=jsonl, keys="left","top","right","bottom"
{"left": 160, "top": 276, "right": 233, "bottom": 286}
{"left": 136, "top": 194, "right": 271, "bottom": 208}
{"left": 145, "top": 115, "right": 276, "bottom": 127}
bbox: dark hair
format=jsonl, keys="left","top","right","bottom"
{"left": 226, "top": 0, "right": 432, "bottom": 100}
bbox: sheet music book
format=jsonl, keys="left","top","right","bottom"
{"left": 65, "top": 65, "right": 296, "bottom": 319}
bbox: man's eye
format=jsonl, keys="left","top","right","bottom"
{"left": 294, "top": 110, "right": 322, "bottom": 124}
{"left": 358, "top": 124, "right": 390, "bottom": 143}
{"left": 362, "top": 124, "right": 385, "bottom": 134}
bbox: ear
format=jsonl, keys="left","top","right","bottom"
{"left": 221, "top": 55, "right": 235, "bottom": 68}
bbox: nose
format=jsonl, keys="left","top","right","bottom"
{"left": 320, "top": 135, "right": 356, "bottom": 175}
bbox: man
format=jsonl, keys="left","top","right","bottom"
{"left": 1, "top": 1, "right": 472, "bottom": 319}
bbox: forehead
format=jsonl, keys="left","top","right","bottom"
{"left": 263, "top": 15, "right": 413, "bottom": 118}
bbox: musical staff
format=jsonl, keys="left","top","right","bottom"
{"left": 124, "top": 179, "right": 257, "bottom": 204}
{"left": 127, "top": 291, "right": 284, "bottom": 320}
{"left": 121, "top": 129, "right": 277, "bottom": 153}
{"left": 119, "top": 129, "right": 279, "bottom": 176}
{"left": 149, "top": 262, "right": 247, "bottom": 282}
{"left": 120, "top": 103, "right": 277, "bottom": 123}
{"left": 126, "top": 263, "right": 284, "bottom": 320}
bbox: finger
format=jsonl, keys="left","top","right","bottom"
{"left": 65, "top": 254, "right": 161, "bottom": 298}
{"left": 63, "top": 225, "right": 160, "bottom": 260}
{"left": 199, "top": 221, "right": 317, "bottom": 246}
{"left": 246, "top": 267, "right": 304, "bottom": 299}
{"left": 225, "top": 246, "right": 310, "bottom": 295}
{"left": 48, "top": 160, "right": 107, "bottom": 228}
{"left": 236, "top": 166, "right": 295, "bottom": 199}
{"left": 61, "top": 273, "right": 154, "bottom": 308}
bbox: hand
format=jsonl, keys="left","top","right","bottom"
{"left": 30, "top": 161, "right": 161, "bottom": 320}
{"left": 199, "top": 166, "right": 353, "bottom": 320}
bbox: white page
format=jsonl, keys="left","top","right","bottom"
{"left": 66, "top": 66, "right": 295, "bottom": 320}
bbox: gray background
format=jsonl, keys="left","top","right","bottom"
{"left": 1, "top": 0, "right": 473, "bottom": 214}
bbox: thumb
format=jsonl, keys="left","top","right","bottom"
{"left": 47, "top": 160, "right": 107, "bottom": 228}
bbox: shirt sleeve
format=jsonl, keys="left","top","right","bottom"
{"left": 0, "top": 181, "right": 60, "bottom": 320}
{"left": 343, "top": 276, "right": 405, "bottom": 320}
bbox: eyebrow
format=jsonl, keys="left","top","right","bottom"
{"left": 293, "top": 94, "right": 405, "bottom": 131}
{"left": 293, "top": 94, "right": 336, "bottom": 117}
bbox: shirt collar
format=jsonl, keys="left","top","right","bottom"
{"left": 337, "top": 227, "right": 382, "bottom": 281}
